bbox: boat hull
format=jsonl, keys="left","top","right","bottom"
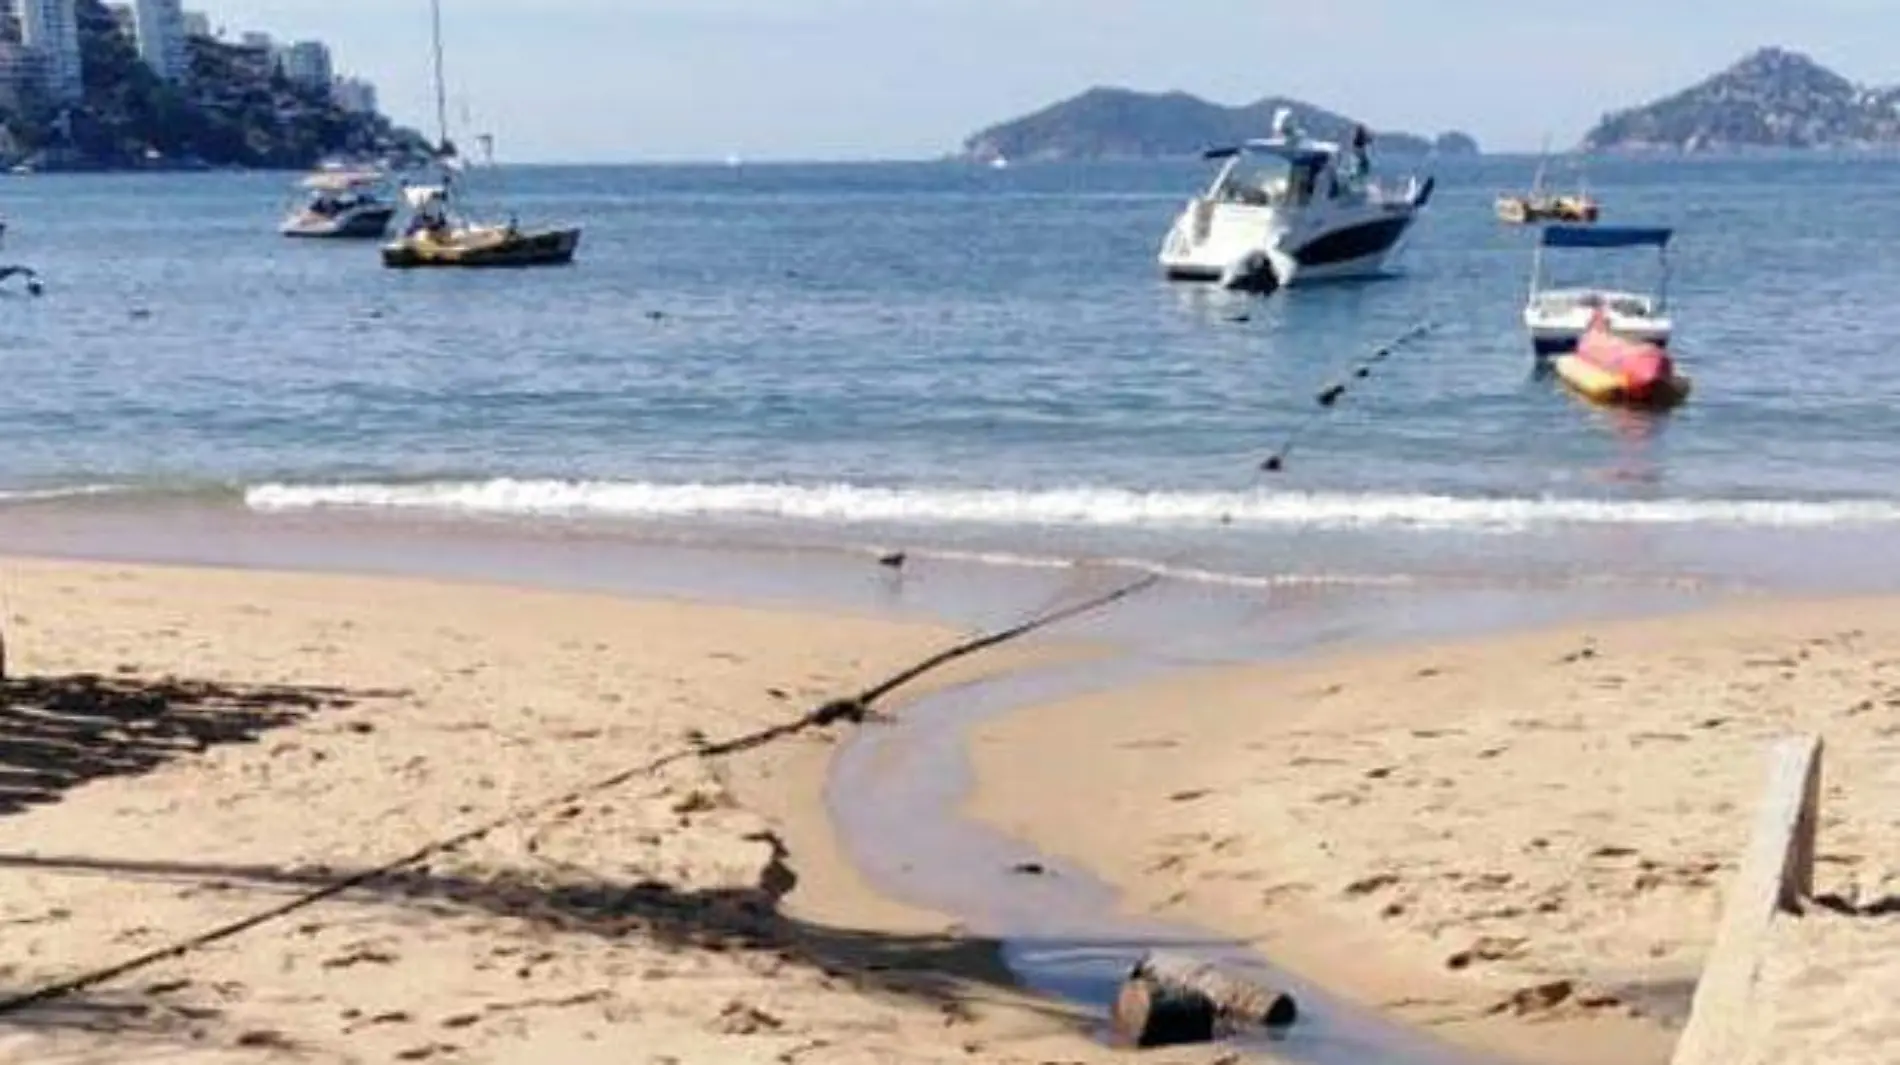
{"left": 381, "top": 227, "right": 581, "bottom": 269}
{"left": 1159, "top": 204, "right": 1417, "bottom": 289}
{"left": 281, "top": 206, "right": 397, "bottom": 239}
{"left": 1524, "top": 296, "right": 1671, "bottom": 356}
{"left": 1529, "top": 322, "right": 1670, "bottom": 357}
{"left": 1552, "top": 318, "right": 1690, "bottom": 410}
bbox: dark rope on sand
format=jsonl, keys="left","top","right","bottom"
{"left": 0, "top": 570, "right": 1161, "bottom": 1017}
{"left": 1259, "top": 320, "right": 1437, "bottom": 473}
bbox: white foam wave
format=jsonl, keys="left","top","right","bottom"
{"left": 0, "top": 484, "right": 127, "bottom": 504}
{"left": 242, "top": 479, "right": 1900, "bottom": 533}
{"left": 882, "top": 547, "right": 1419, "bottom": 590}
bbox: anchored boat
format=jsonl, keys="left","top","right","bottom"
{"left": 1497, "top": 143, "right": 1600, "bottom": 225}
{"left": 1524, "top": 224, "right": 1688, "bottom": 408}
{"left": 280, "top": 170, "right": 397, "bottom": 239}
{"left": 1523, "top": 224, "right": 1673, "bottom": 356}
{"left": 381, "top": 0, "right": 580, "bottom": 269}
{"left": 1158, "top": 108, "right": 1434, "bottom": 292}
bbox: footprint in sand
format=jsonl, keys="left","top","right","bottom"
{"left": 1446, "top": 936, "right": 1528, "bottom": 970}
{"left": 1343, "top": 873, "right": 1401, "bottom": 898}
{"left": 235, "top": 1031, "right": 297, "bottom": 1051}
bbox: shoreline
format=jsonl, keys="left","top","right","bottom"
{"left": 968, "top": 595, "right": 1900, "bottom": 1065}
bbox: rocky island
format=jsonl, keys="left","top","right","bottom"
{"left": 1583, "top": 47, "right": 1900, "bottom": 153}
{"left": 0, "top": 0, "right": 428, "bottom": 171}
{"left": 961, "top": 87, "right": 1479, "bottom": 162}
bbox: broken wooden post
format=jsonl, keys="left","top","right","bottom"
{"left": 1111, "top": 951, "right": 1297, "bottom": 1048}
{"left": 1670, "top": 734, "right": 1823, "bottom": 1065}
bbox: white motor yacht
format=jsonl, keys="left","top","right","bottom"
{"left": 280, "top": 170, "right": 398, "bottom": 239}
{"left": 1522, "top": 224, "right": 1673, "bottom": 356}
{"left": 1158, "top": 108, "right": 1435, "bottom": 292}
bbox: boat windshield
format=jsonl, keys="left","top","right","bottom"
{"left": 1536, "top": 290, "right": 1657, "bottom": 318}
{"left": 1209, "top": 153, "right": 1353, "bottom": 207}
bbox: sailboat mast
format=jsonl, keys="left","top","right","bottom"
{"left": 431, "top": 0, "right": 449, "bottom": 153}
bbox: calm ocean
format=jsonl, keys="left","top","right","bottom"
{"left": 4, "top": 155, "right": 1899, "bottom": 593}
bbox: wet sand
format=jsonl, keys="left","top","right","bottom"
{"left": 971, "top": 597, "right": 1900, "bottom": 1065}
{"left": 0, "top": 557, "right": 1138, "bottom": 1064}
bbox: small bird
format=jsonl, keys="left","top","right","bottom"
{"left": 878, "top": 550, "right": 907, "bottom": 570}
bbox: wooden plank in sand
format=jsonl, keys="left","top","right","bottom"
{"left": 1670, "top": 734, "right": 1823, "bottom": 1065}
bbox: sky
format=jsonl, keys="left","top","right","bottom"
{"left": 197, "top": 0, "right": 1900, "bottom": 163}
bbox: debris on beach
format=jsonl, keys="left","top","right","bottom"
{"left": 1112, "top": 951, "right": 1297, "bottom": 1048}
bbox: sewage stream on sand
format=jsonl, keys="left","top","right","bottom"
{"left": 826, "top": 578, "right": 1715, "bottom": 1064}
{"left": 829, "top": 655, "right": 1524, "bottom": 1065}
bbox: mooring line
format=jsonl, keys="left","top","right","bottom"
{"left": 1259, "top": 321, "right": 1439, "bottom": 473}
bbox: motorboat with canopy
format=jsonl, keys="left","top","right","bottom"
{"left": 1158, "top": 107, "right": 1435, "bottom": 292}
{"left": 1523, "top": 224, "right": 1672, "bottom": 356}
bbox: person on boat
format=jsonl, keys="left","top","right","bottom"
{"left": 1351, "top": 124, "right": 1372, "bottom": 169}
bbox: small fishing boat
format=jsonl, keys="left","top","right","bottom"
{"left": 1497, "top": 142, "right": 1600, "bottom": 225}
{"left": 1552, "top": 307, "right": 1690, "bottom": 409}
{"left": 381, "top": 0, "right": 580, "bottom": 270}
{"left": 1523, "top": 224, "right": 1673, "bottom": 356}
{"left": 1496, "top": 191, "right": 1600, "bottom": 225}
{"left": 384, "top": 183, "right": 579, "bottom": 268}
{"left": 279, "top": 170, "right": 398, "bottom": 239}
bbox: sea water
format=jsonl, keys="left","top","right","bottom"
{"left": 3, "top": 155, "right": 1899, "bottom": 593}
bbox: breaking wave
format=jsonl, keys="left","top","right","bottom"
{"left": 241, "top": 479, "right": 1900, "bottom": 533}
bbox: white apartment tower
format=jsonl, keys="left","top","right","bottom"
{"left": 330, "top": 75, "right": 377, "bottom": 115}
{"left": 133, "top": 0, "right": 188, "bottom": 82}
{"left": 279, "top": 39, "right": 330, "bottom": 89}
{"left": 13, "top": 0, "right": 83, "bottom": 102}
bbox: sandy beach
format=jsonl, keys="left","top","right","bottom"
{"left": 970, "top": 596, "right": 1900, "bottom": 1065}
{"left": 9, "top": 553, "right": 1898, "bottom": 1065}
{"left": 0, "top": 557, "right": 1149, "bottom": 1065}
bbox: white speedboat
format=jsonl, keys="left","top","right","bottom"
{"left": 279, "top": 170, "right": 398, "bottom": 239}
{"left": 1158, "top": 108, "right": 1435, "bottom": 292}
{"left": 1523, "top": 224, "right": 1673, "bottom": 356}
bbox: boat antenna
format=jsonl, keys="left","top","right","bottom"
{"left": 430, "top": 0, "right": 450, "bottom": 158}
{"left": 1258, "top": 321, "right": 1438, "bottom": 473}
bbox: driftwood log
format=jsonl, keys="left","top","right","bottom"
{"left": 1111, "top": 952, "right": 1298, "bottom": 1048}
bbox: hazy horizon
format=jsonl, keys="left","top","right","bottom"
{"left": 190, "top": 1, "right": 1900, "bottom": 164}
